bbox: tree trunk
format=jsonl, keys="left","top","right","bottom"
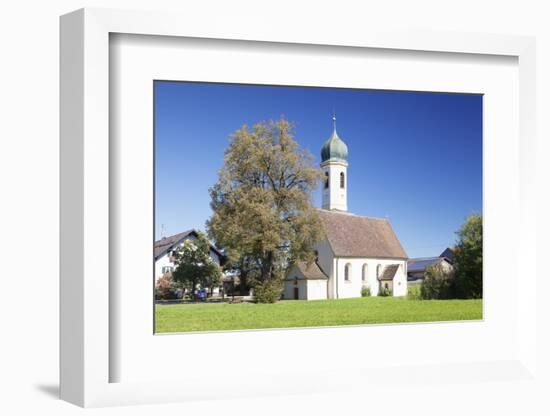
{"left": 239, "top": 270, "right": 248, "bottom": 295}
{"left": 261, "top": 251, "right": 274, "bottom": 282}
{"left": 191, "top": 279, "right": 197, "bottom": 301}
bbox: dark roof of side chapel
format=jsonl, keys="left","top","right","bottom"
{"left": 378, "top": 264, "right": 401, "bottom": 281}
{"left": 286, "top": 261, "right": 329, "bottom": 280}
{"left": 317, "top": 209, "right": 408, "bottom": 259}
{"left": 154, "top": 229, "right": 224, "bottom": 260}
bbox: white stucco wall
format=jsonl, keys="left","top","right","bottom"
{"left": 283, "top": 273, "right": 308, "bottom": 300}
{"left": 391, "top": 264, "right": 407, "bottom": 296}
{"left": 283, "top": 265, "right": 328, "bottom": 300}
{"left": 333, "top": 257, "right": 408, "bottom": 298}
{"left": 321, "top": 161, "right": 348, "bottom": 211}
{"left": 154, "top": 253, "right": 174, "bottom": 281}
{"left": 314, "top": 239, "right": 335, "bottom": 298}
{"left": 306, "top": 280, "right": 328, "bottom": 300}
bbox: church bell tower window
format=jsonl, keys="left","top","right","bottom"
{"left": 340, "top": 172, "right": 345, "bottom": 189}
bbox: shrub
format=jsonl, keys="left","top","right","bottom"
{"left": 378, "top": 286, "right": 392, "bottom": 297}
{"left": 253, "top": 279, "right": 283, "bottom": 303}
{"left": 407, "top": 284, "right": 422, "bottom": 300}
{"left": 420, "top": 264, "right": 454, "bottom": 300}
{"left": 155, "top": 273, "right": 179, "bottom": 300}
{"left": 361, "top": 285, "right": 371, "bottom": 297}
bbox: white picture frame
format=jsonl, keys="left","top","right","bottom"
{"left": 60, "top": 8, "right": 538, "bottom": 408}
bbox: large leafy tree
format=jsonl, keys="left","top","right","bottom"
{"left": 172, "top": 232, "right": 222, "bottom": 297}
{"left": 207, "top": 118, "right": 323, "bottom": 302}
{"left": 453, "top": 213, "right": 483, "bottom": 299}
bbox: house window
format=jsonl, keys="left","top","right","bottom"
{"left": 324, "top": 172, "right": 329, "bottom": 189}
{"left": 340, "top": 172, "right": 345, "bottom": 189}
{"left": 362, "top": 263, "right": 368, "bottom": 281}
{"left": 161, "top": 266, "right": 173, "bottom": 274}
{"left": 384, "top": 283, "right": 389, "bottom": 289}
{"left": 344, "top": 263, "right": 351, "bottom": 281}
{"left": 376, "top": 264, "right": 382, "bottom": 279}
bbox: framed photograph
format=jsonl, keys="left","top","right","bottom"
{"left": 60, "top": 8, "right": 538, "bottom": 407}
{"left": 152, "top": 81, "right": 483, "bottom": 334}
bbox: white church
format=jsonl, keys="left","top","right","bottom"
{"left": 283, "top": 117, "right": 408, "bottom": 300}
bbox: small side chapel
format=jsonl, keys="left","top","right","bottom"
{"left": 283, "top": 116, "right": 408, "bottom": 300}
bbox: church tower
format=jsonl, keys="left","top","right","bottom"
{"left": 320, "top": 115, "right": 349, "bottom": 211}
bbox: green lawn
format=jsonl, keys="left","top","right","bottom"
{"left": 155, "top": 297, "right": 483, "bottom": 333}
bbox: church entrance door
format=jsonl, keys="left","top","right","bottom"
{"left": 294, "top": 287, "right": 299, "bottom": 300}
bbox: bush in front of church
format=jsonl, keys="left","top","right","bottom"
{"left": 378, "top": 286, "right": 392, "bottom": 297}
{"left": 407, "top": 284, "right": 422, "bottom": 300}
{"left": 361, "top": 286, "right": 371, "bottom": 297}
{"left": 253, "top": 279, "right": 283, "bottom": 303}
{"left": 420, "top": 264, "right": 454, "bottom": 299}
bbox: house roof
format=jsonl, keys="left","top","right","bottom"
{"left": 286, "top": 261, "right": 329, "bottom": 280}
{"left": 378, "top": 264, "right": 401, "bottom": 281}
{"left": 439, "top": 247, "right": 456, "bottom": 262}
{"left": 154, "top": 229, "right": 224, "bottom": 260}
{"left": 407, "top": 256, "right": 450, "bottom": 273}
{"left": 317, "top": 209, "right": 408, "bottom": 259}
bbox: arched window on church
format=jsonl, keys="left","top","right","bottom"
{"left": 362, "top": 264, "right": 368, "bottom": 281}
{"left": 324, "top": 172, "right": 329, "bottom": 189}
{"left": 340, "top": 172, "right": 345, "bottom": 189}
{"left": 344, "top": 263, "right": 351, "bottom": 281}
{"left": 376, "top": 264, "right": 382, "bottom": 279}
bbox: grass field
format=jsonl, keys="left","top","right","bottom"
{"left": 155, "top": 296, "right": 483, "bottom": 333}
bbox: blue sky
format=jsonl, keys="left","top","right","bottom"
{"left": 155, "top": 81, "right": 482, "bottom": 258}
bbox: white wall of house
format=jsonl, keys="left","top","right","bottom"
{"left": 314, "top": 239, "right": 335, "bottom": 298}
{"left": 283, "top": 276, "right": 307, "bottom": 300}
{"left": 391, "top": 264, "right": 407, "bottom": 296}
{"left": 284, "top": 265, "right": 302, "bottom": 299}
{"left": 306, "top": 280, "right": 328, "bottom": 300}
{"left": 332, "top": 257, "right": 408, "bottom": 298}
{"left": 154, "top": 253, "right": 175, "bottom": 281}
{"left": 283, "top": 278, "right": 327, "bottom": 300}
{"left": 283, "top": 265, "right": 328, "bottom": 300}
{"left": 284, "top": 254, "right": 407, "bottom": 300}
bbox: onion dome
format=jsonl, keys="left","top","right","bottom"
{"left": 321, "top": 115, "right": 348, "bottom": 164}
